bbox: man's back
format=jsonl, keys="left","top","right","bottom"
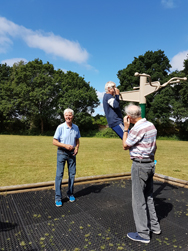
{"left": 126, "top": 118, "right": 157, "bottom": 160}
{"left": 103, "top": 93, "right": 123, "bottom": 128}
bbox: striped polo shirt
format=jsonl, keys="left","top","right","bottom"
{"left": 125, "top": 118, "right": 157, "bottom": 160}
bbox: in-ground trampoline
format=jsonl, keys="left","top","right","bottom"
{"left": 0, "top": 179, "right": 188, "bottom": 251}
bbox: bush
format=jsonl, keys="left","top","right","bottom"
{"left": 79, "top": 127, "right": 119, "bottom": 138}
{"left": 157, "top": 135, "right": 179, "bottom": 140}
{"left": 95, "top": 128, "right": 119, "bottom": 138}
{"left": 80, "top": 129, "right": 99, "bottom": 137}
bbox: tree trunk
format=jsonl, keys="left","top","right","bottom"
{"left": 41, "top": 118, "right": 44, "bottom": 134}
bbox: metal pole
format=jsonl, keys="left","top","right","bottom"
{"left": 140, "top": 104, "right": 146, "bottom": 118}
{"left": 139, "top": 75, "right": 146, "bottom": 118}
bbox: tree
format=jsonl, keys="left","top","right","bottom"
{"left": 183, "top": 55, "right": 188, "bottom": 75}
{"left": 0, "top": 59, "right": 100, "bottom": 135}
{"left": 117, "top": 50, "right": 173, "bottom": 128}
{"left": 53, "top": 70, "right": 100, "bottom": 131}
{"left": 0, "top": 63, "right": 13, "bottom": 132}
{"left": 117, "top": 50, "right": 171, "bottom": 93}
{"left": 92, "top": 114, "right": 107, "bottom": 126}
{"left": 171, "top": 57, "right": 188, "bottom": 139}
{"left": 10, "top": 59, "right": 56, "bottom": 134}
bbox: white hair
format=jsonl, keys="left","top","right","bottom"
{"left": 64, "top": 108, "right": 74, "bottom": 116}
{"left": 105, "top": 81, "right": 116, "bottom": 92}
{"left": 125, "top": 103, "right": 141, "bottom": 119}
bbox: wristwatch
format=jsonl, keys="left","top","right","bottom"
{"left": 123, "top": 129, "right": 128, "bottom": 132}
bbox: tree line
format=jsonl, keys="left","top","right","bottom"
{"left": 0, "top": 50, "right": 188, "bottom": 139}
{"left": 0, "top": 59, "right": 100, "bottom": 135}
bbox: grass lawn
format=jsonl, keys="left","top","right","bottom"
{"left": 0, "top": 135, "right": 188, "bottom": 186}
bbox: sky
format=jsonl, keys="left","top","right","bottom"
{"left": 1, "top": 0, "right": 188, "bottom": 115}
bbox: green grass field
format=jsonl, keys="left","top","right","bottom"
{"left": 0, "top": 135, "right": 188, "bottom": 186}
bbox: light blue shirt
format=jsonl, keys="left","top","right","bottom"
{"left": 54, "top": 122, "right": 81, "bottom": 147}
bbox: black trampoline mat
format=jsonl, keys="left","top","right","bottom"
{"left": 1, "top": 179, "right": 188, "bottom": 251}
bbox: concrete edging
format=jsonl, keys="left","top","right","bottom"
{"left": 154, "top": 173, "right": 188, "bottom": 188}
{"left": 0, "top": 173, "right": 131, "bottom": 195}
{"left": 0, "top": 172, "right": 188, "bottom": 195}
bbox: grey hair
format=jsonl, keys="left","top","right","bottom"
{"left": 64, "top": 108, "right": 74, "bottom": 116}
{"left": 105, "top": 81, "right": 116, "bottom": 92}
{"left": 125, "top": 103, "right": 141, "bottom": 119}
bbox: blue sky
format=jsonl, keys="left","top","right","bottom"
{"left": 1, "top": 0, "right": 188, "bottom": 115}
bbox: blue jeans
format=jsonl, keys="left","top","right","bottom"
{"left": 55, "top": 149, "right": 76, "bottom": 201}
{"left": 131, "top": 161, "right": 160, "bottom": 239}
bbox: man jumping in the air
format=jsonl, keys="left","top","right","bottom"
{"left": 103, "top": 81, "right": 124, "bottom": 139}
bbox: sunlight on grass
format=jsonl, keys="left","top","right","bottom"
{"left": 0, "top": 135, "right": 187, "bottom": 186}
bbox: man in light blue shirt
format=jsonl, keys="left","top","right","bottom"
{"left": 53, "top": 108, "right": 81, "bottom": 207}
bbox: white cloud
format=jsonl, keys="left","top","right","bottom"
{"left": 170, "top": 50, "right": 188, "bottom": 71}
{"left": 84, "top": 63, "right": 99, "bottom": 73}
{"left": 94, "top": 103, "right": 104, "bottom": 115}
{"left": 161, "top": 0, "right": 176, "bottom": 8}
{"left": 61, "top": 69, "right": 67, "bottom": 73}
{"left": 1, "top": 58, "right": 28, "bottom": 66}
{"left": 0, "top": 16, "right": 89, "bottom": 64}
{"left": 97, "top": 91, "right": 105, "bottom": 100}
{"left": 92, "top": 91, "right": 105, "bottom": 115}
{"left": 0, "top": 36, "right": 13, "bottom": 53}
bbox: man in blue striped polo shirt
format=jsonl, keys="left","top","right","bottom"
{"left": 123, "top": 103, "right": 161, "bottom": 244}
{"left": 53, "top": 108, "right": 81, "bottom": 207}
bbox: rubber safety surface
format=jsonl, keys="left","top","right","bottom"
{"left": 0, "top": 179, "right": 188, "bottom": 251}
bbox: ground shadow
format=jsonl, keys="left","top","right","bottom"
{"left": 153, "top": 181, "right": 178, "bottom": 197}
{"left": 73, "top": 183, "right": 110, "bottom": 199}
{"left": 153, "top": 182, "right": 177, "bottom": 221}
{"left": 154, "top": 197, "right": 173, "bottom": 221}
{"left": 0, "top": 221, "right": 18, "bottom": 232}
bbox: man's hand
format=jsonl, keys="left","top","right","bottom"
{"left": 73, "top": 147, "right": 78, "bottom": 156}
{"left": 123, "top": 115, "right": 130, "bottom": 129}
{"left": 65, "top": 144, "right": 74, "bottom": 151}
{"left": 73, "top": 139, "right": 80, "bottom": 156}
{"left": 115, "top": 88, "right": 120, "bottom": 95}
{"left": 122, "top": 116, "right": 130, "bottom": 150}
{"left": 53, "top": 138, "right": 77, "bottom": 152}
